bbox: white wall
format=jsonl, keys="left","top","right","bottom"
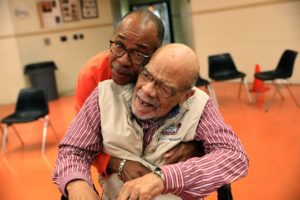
{"left": 0, "top": 0, "right": 24, "bottom": 103}
{"left": 190, "top": 0, "right": 300, "bottom": 83}
{"left": 0, "top": 0, "right": 114, "bottom": 104}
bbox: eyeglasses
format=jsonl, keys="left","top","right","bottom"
{"left": 139, "top": 67, "right": 191, "bottom": 98}
{"left": 109, "top": 40, "right": 150, "bottom": 65}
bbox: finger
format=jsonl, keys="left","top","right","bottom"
{"left": 118, "top": 187, "right": 131, "bottom": 200}
{"left": 129, "top": 190, "right": 140, "bottom": 200}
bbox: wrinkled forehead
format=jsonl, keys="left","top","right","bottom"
{"left": 113, "top": 17, "right": 158, "bottom": 52}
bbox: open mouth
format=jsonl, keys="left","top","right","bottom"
{"left": 137, "top": 95, "right": 153, "bottom": 107}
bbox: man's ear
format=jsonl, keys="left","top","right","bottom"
{"left": 185, "top": 89, "right": 195, "bottom": 100}
{"left": 179, "top": 89, "right": 195, "bottom": 104}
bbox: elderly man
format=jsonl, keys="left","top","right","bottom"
{"left": 53, "top": 43, "right": 248, "bottom": 200}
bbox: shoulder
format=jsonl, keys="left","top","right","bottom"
{"left": 79, "top": 50, "right": 110, "bottom": 79}
{"left": 190, "top": 87, "right": 210, "bottom": 104}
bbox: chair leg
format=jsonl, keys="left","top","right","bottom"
{"left": 207, "top": 84, "right": 219, "bottom": 108}
{"left": 2, "top": 125, "right": 8, "bottom": 156}
{"left": 11, "top": 125, "right": 25, "bottom": 145}
{"left": 274, "top": 80, "right": 284, "bottom": 100}
{"left": 285, "top": 82, "right": 300, "bottom": 108}
{"left": 48, "top": 120, "right": 59, "bottom": 142}
{"left": 265, "top": 80, "right": 296, "bottom": 112}
{"left": 41, "top": 116, "right": 49, "bottom": 154}
{"left": 242, "top": 78, "right": 252, "bottom": 103}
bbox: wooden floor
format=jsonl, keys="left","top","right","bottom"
{"left": 0, "top": 83, "right": 300, "bottom": 200}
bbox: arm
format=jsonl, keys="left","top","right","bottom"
{"left": 52, "top": 88, "right": 102, "bottom": 197}
{"left": 108, "top": 157, "right": 152, "bottom": 181}
{"left": 119, "top": 98, "right": 249, "bottom": 200}
{"left": 105, "top": 139, "right": 204, "bottom": 183}
{"left": 163, "top": 140, "right": 205, "bottom": 164}
{"left": 161, "top": 98, "right": 249, "bottom": 198}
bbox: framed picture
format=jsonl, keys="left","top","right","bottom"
{"left": 80, "top": 0, "right": 98, "bottom": 19}
{"left": 59, "top": 0, "right": 80, "bottom": 22}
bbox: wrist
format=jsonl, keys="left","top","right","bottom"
{"left": 153, "top": 167, "right": 165, "bottom": 181}
{"left": 107, "top": 156, "right": 123, "bottom": 174}
{"left": 117, "top": 159, "right": 127, "bottom": 179}
{"left": 66, "top": 180, "right": 89, "bottom": 193}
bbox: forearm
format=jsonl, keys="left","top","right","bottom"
{"left": 52, "top": 88, "right": 102, "bottom": 196}
{"left": 161, "top": 148, "right": 248, "bottom": 199}
{"left": 161, "top": 98, "right": 249, "bottom": 199}
{"left": 52, "top": 145, "right": 98, "bottom": 195}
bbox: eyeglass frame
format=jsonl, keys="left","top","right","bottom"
{"left": 139, "top": 66, "right": 192, "bottom": 98}
{"left": 109, "top": 40, "right": 151, "bottom": 65}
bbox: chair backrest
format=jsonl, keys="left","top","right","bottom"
{"left": 275, "top": 49, "right": 298, "bottom": 78}
{"left": 15, "top": 88, "right": 49, "bottom": 114}
{"left": 195, "top": 76, "right": 209, "bottom": 87}
{"left": 208, "top": 53, "right": 239, "bottom": 78}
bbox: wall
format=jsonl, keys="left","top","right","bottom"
{"left": 0, "top": 0, "right": 114, "bottom": 104}
{"left": 0, "top": 0, "right": 24, "bottom": 103}
{"left": 190, "top": 0, "right": 300, "bottom": 83}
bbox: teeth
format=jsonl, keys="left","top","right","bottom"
{"left": 138, "top": 96, "right": 152, "bottom": 107}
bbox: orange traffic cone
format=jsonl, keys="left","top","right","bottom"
{"left": 250, "top": 64, "right": 269, "bottom": 92}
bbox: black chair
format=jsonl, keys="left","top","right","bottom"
{"left": 217, "top": 184, "right": 233, "bottom": 200}
{"left": 255, "top": 49, "right": 299, "bottom": 111}
{"left": 196, "top": 76, "right": 219, "bottom": 108}
{"left": 208, "top": 53, "right": 252, "bottom": 103}
{"left": 1, "top": 88, "right": 58, "bottom": 156}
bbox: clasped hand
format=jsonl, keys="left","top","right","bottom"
{"left": 117, "top": 173, "right": 164, "bottom": 200}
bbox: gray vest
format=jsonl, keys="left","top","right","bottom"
{"left": 98, "top": 80, "right": 209, "bottom": 199}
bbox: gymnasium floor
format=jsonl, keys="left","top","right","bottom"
{"left": 0, "top": 83, "right": 300, "bottom": 200}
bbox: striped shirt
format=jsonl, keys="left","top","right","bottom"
{"left": 52, "top": 87, "right": 249, "bottom": 199}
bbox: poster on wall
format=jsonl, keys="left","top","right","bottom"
{"left": 59, "top": 0, "right": 80, "bottom": 22}
{"left": 37, "top": 0, "right": 62, "bottom": 28}
{"left": 80, "top": 0, "right": 98, "bottom": 19}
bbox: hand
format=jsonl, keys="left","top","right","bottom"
{"left": 66, "top": 180, "right": 99, "bottom": 200}
{"left": 163, "top": 141, "right": 205, "bottom": 164}
{"left": 121, "top": 160, "right": 151, "bottom": 182}
{"left": 107, "top": 157, "right": 151, "bottom": 182}
{"left": 118, "top": 173, "right": 164, "bottom": 200}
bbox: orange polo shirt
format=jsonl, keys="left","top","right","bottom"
{"left": 75, "top": 50, "right": 111, "bottom": 113}
{"left": 74, "top": 50, "right": 111, "bottom": 178}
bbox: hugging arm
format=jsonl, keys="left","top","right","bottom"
{"left": 52, "top": 88, "right": 103, "bottom": 198}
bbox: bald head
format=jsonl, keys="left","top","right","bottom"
{"left": 149, "top": 43, "right": 200, "bottom": 88}
{"left": 132, "top": 43, "right": 200, "bottom": 120}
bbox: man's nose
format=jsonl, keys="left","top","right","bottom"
{"left": 141, "top": 81, "right": 157, "bottom": 97}
{"left": 116, "top": 52, "right": 131, "bottom": 66}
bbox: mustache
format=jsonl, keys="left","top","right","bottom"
{"left": 111, "top": 62, "right": 132, "bottom": 75}
{"left": 136, "top": 90, "right": 160, "bottom": 107}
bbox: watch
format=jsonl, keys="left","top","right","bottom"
{"left": 153, "top": 167, "right": 165, "bottom": 181}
